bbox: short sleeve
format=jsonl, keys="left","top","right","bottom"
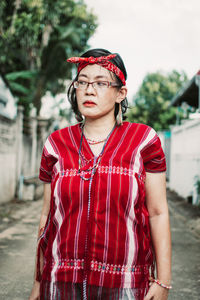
{"left": 141, "top": 130, "right": 166, "bottom": 173}
{"left": 39, "top": 137, "right": 58, "bottom": 182}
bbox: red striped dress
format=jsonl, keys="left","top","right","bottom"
{"left": 37, "top": 122, "right": 166, "bottom": 300}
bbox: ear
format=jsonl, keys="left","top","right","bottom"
{"left": 115, "top": 86, "right": 128, "bottom": 104}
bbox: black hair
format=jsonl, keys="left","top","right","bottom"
{"left": 67, "top": 48, "right": 128, "bottom": 122}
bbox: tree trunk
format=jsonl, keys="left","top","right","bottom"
{"left": 42, "top": 24, "right": 53, "bottom": 48}
{"left": 10, "top": 0, "right": 22, "bottom": 34}
{"left": 33, "top": 75, "right": 46, "bottom": 116}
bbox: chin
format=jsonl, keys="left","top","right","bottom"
{"left": 83, "top": 114, "right": 99, "bottom": 120}
{"left": 80, "top": 110, "right": 99, "bottom": 119}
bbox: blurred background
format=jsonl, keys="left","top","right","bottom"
{"left": 0, "top": 0, "right": 200, "bottom": 205}
{"left": 0, "top": 0, "right": 200, "bottom": 298}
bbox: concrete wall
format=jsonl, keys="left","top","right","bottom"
{"left": 0, "top": 76, "right": 17, "bottom": 119}
{"left": 0, "top": 115, "right": 17, "bottom": 203}
{"left": 0, "top": 76, "right": 63, "bottom": 203}
{"left": 0, "top": 107, "right": 52, "bottom": 204}
{"left": 169, "top": 118, "right": 200, "bottom": 200}
{"left": 158, "top": 131, "right": 171, "bottom": 181}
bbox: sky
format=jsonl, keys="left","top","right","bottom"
{"left": 84, "top": 0, "right": 200, "bottom": 99}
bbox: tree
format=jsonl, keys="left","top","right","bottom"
{"left": 0, "top": 0, "right": 97, "bottom": 115}
{"left": 127, "top": 70, "right": 188, "bottom": 131}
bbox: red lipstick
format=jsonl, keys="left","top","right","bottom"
{"left": 83, "top": 101, "right": 96, "bottom": 107}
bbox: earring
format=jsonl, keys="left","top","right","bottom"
{"left": 116, "top": 103, "right": 123, "bottom": 126}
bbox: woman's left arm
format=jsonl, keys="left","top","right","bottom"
{"left": 144, "top": 172, "right": 171, "bottom": 300}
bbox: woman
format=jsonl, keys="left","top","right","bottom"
{"left": 29, "top": 48, "right": 171, "bottom": 300}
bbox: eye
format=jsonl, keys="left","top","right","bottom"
{"left": 78, "top": 80, "right": 87, "bottom": 86}
{"left": 96, "top": 81, "right": 108, "bottom": 87}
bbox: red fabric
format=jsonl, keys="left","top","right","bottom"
{"left": 37, "top": 122, "right": 166, "bottom": 298}
{"left": 67, "top": 54, "right": 116, "bottom": 64}
{"left": 39, "top": 281, "right": 147, "bottom": 300}
{"left": 67, "top": 54, "right": 126, "bottom": 86}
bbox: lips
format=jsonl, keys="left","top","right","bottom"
{"left": 83, "top": 101, "right": 96, "bottom": 106}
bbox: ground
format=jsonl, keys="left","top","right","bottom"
{"left": 0, "top": 189, "right": 200, "bottom": 299}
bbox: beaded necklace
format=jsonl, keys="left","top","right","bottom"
{"left": 86, "top": 137, "right": 107, "bottom": 145}
{"left": 78, "top": 123, "right": 116, "bottom": 181}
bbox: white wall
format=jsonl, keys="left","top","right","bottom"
{"left": 170, "top": 118, "right": 200, "bottom": 199}
{"left": 0, "top": 111, "right": 51, "bottom": 204}
{"left": 0, "top": 116, "right": 17, "bottom": 203}
{"left": 158, "top": 131, "right": 171, "bottom": 181}
{"left": 0, "top": 77, "right": 17, "bottom": 119}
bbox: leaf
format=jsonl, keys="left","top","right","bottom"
{"left": 5, "top": 70, "right": 38, "bottom": 81}
{"left": 127, "top": 70, "right": 188, "bottom": 130}
{"left": 8, "top": 81, "right": 30, "bottom": 95}
{"left": 56, "top": 25, "right": 75, "bottom": 40}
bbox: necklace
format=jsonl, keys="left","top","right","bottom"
{"left": 86, "top": 137, "right": 107, "bottom": 145}
{"left": 78, "top": 123, "right": 116, "bottom": 181}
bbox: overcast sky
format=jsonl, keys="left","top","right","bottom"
{"left": 84, "top": 0, "right": 200, "bottom": 99}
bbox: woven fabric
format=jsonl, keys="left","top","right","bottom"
{"left": 40, "top": 281, "right": 147, "bottom": 300}
{"left": 37, "top": 122, "right": 166, "bottom": 299}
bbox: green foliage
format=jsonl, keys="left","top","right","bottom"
{"left": 5, "top": 70, "right": 38, "bottom": 81}
{"left": 127, "top": 70, "right": 188, "bottom": 131}
{"left": 0, "top": 0, "right": 98, "bottom": 115}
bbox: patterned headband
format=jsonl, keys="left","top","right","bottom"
{"left": 67, "top": 54, "right": 126, "bottom": 86}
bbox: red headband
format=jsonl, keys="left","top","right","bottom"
{"left": 67, "top": 54, "right": 126, "bottom": 86}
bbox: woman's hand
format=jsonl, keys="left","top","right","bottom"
{"left": 144, "top": 283, "right": 169, "bottom": 300}
{"left": 28, "top": 280, "right": 40, "bottom": 300}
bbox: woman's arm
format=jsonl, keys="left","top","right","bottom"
{"left": 144, "top": 172, "right": 171, "bottom": 300}
{"left": 37, "top": 183, "right": 51, "bottom": 237}
{"left": 29, "top": 183, "right": 51, "bottom": 300}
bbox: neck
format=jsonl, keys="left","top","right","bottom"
{"left": 83, "top": 116, "right": 116, "bottom": 139}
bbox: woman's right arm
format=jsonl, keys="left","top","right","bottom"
{"left": 29, "top": 183, "right": 51, "bottom": 300}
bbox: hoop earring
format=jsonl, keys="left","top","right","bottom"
{"left": 116, "top": 103, "right": 123, "bottom": 126}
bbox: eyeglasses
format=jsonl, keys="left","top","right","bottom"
{"left": 73, "top": 80, "right": 120, "bottom": 90}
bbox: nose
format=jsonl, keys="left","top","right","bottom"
{"left": 85, "top": 82, "right": 95, "bottom": 93}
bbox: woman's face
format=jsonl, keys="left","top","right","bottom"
{"left": 76, "top": 64, "right": 125, "bottom": 121}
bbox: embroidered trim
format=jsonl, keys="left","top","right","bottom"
{"left": 59, "top": 169, "right": 79, "bottom": 176}
{"left": 56, "top": 166, "right": 144, "bottom": 179}
{"left": 53, "top": 167, "right": 145, "bottom": 183}
{"left": 58, "top": 169, "right": 93, "bottom": 177}
{"left": 98, "top": 166, "right": 145, "bottom": 181}
{"left": 50, "top": 259, "right": 85, "bottom": 270}
{"left": 48, "top": 259, "right": 150, "bottom": 275}
{"left": 90, "top": 260, "right": 150, "bottom": 275}
{"left": 98, "top": 166, "right": 134, "bottom": 176}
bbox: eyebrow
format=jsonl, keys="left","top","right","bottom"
{"left": 78, "top": 74, "right": 110, "bottom": 80}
